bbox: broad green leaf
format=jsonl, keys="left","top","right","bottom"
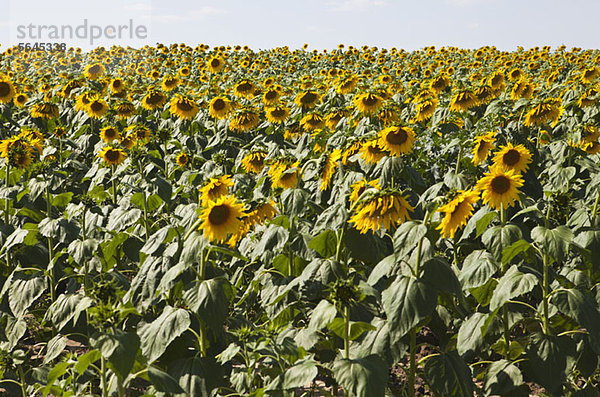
{"left": 531, "top": 225, "right": 573, "bottom": 263}
{"left": 382, "top": 276, "right": 437, "bottom": 340}
{"left": 169, "top": 356, "right": 222, "bottom": 397}
{"left": 74, "top": 350, "right": 101, "bottom": 375}
{"left": 90, "top": 330, "right": 140, "bottom": 380}
{"left": 308, "top": 300, "right": 338, "bottom": 330}
{"left": 489, "top": 265, "right": 537, "bottom": 311}
{"left": 51, "top": 192, "right": 74, "bottom": 208}
{"left": 181, "top": 231, "right": 207, "bottom": 264}
{"left": 550, "top": 289, "right": 600, "bottom": 354}
{"left": 43, "top": 334, "right": 67, "bottom": 364}
{"left": 501, "top": 239, "right": 532, "bottom": 265}
{"left": 148, "top": 365, "right": 185, "bottom": 394}
{"left": 525, "top": 333, "right": 576, "bottom": 395}
{"left": 423, "top": 352, "right": 475, "bottom": 397}
{"left": 482, "top": 225, "right": 522, "bottom": 260}
{"left": 68, "top": 238, "right": 98, "bottom": 264}
{"left": 183, "top": 277, "right": 233, "bottom": 330}
{"left": 332, "top": 355, "right": 387, "bottom": 397}
{"left": 281, "top": 188, "right": 309, "bottom": 217}
{"left": 476, "top": 211, "right": 498, "bottom": 237}
{"left": 266, "top": 359, "right": 318, "bottom": 391}
{"left": 45, "top": 361, "right": 71, "bottom": 393}
{"left": 457, "top": 312, "right": 487, "bottom": 356}
{"left": 308, "top": 229, "right": 337, "bottom": 258}
{"left": 357, "top": 318, "right": 406, "bottom": 365}
{"left": 393, "top": 221, "right": 427, "bottom": 259}
{"left": 106, "top": 207, "right": 142, "bottom": 232}
{"left": 484, "top": 359, "right": 523, "bottom": 396}
{"left": 459, "top": 250, "right": 499, "bottom": 290}
{"left": 138, "top": 306, "right": 191, "bottom": 363}
{"left": 8, "top": 271, "right": 47, "bottom": 317}
{"left": 141, "top": 226, "right": 174, "bottom": 256}
{"left": 422, "top": 257, "right": 461, "bottom": 296}
{"left": 326, "top": 318, "right": 376, "bottom": 340}
{"left": 45, "top": 293, "right": 93, "bottom": 331}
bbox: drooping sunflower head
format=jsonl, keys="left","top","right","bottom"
{"left": 198, "top": 195, "right": 246, "bottom": 243}
{"left": 265, "top": 105, "right": 290, "bottom": 124}
{"left": 318, "top": 149, "right": 342, "bottom": 191}
{"left": 83, "top": 63, "right": 105, "bottom": 79}
{"left": 349, "top": 190, "right": 414, "bottom": 234}
{"left": 294, "top": 90, "right": 321, "bottom": 109}
{"left": 142, "top": 90, "right": 167, "bottom": 110}
{"left": 492, "top": 143, "right": 532, "bottom": 174}
{"left": 353, "top": 92, "right": 384, "bottom": 115}
{"left": 209, "top": 96, "right": 232, "bottom": 119}
{"left": 241, "top": 150, "right": 267, "bottom": 174}
{"left": 169, "top": 94, "right": 199, "bottom": 120}
{"left": 97, "top": 146, "right": 127, "bottom": 166}
{"left": 378, "top": 125, "right": 416, "bottom": 156}
{"left": 349, "top": 179, "right": 381, "bottom": 203}
{"left": 325, "top": 108, "right": 349, "bottom": 129}
{"left": 449, "top": 89, "right": 479, "bottom": 112}
{"left": 113, "top": 101, "right": 137, "bottom": 119}
{"left": 262, "top": 88, "right": 280, "bottom": 106}
{"left": 471, "top": 132, "right": 496, "bottom": 165}
{"left": 360, "top": 139, "right": 387, "bottom": 165}
{"left": 436, "top": 190, "right": 480, "bottom": 238}
{"left": 199, "top": 175, "right": 234, "bottom": 205}
{"left": 336, "top": 75, "right": 358, "bottom": 94}
{"left": 30, "top": 102, "right": 59, "bottom": 119}
{"left": 475, "top": 167, "right": 524, "bottom": 210}
{"left": 429, "top": 74, "right": 451, "bottom": 93}
{"left": 233, "top": 80, "right": 256, "bottom": 98}
{"left": 300, "top": 113, "right": 325, "bottom": 131}
{"left": 524, "top": 98, "right": 563, "bottom": 127}
{"left": 125, "top": 124, "right": 152, "bottom": 142}
{"left": 229, "top": 108, "right": 260, "bottom": 132}
{"left": 413, "top": 97, "right": 438, "bottom": 122}
{"left": 269, "top": 160, "right": 301, "bottom": 189}
{"left": 100, "top": 126, "right": 120, "bottom": 143}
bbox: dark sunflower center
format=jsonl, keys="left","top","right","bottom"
{"left": 17, "top": 95, "right": 26, "bottom": 102}
{"left": 300, "top": 92, "right": 317, "bottom": 104}
{"left": 88, "top": 65, "right": 102, "bottom": 74}
{"left": 265, "top": 91, "right": 277, "bottom": 100}
{"left": 491, "top": 175, "right": 511, "bottom": 194}
{"left": 165, "top": 79, "right": 177, "bottom": 87}
{"left": 177, "top": 100, "right": 193, "bottom": 112}
{"left": 362, "top": 95, "right": 379, "bottom": 106}
{"left": 210, "top": 59, "right": 221, "bottom": 68}
{"left": 208, "top": 204, "right": 230, "bottom": 226}
{"left": 113, "top": 80, "right": 122, "bottom": 88}
{"left": 146, "top": 93, "right": 163, "bottom": 105}
{"left": 105, "top": 129, "right": 117, "bottom": 138}
{"left": 237, "top": 82, "right": 253, "bottom": 92}
{"left": 503, "top": 149, "right": 521, "bottom": 166}
{"left": 0, "top": 82, "right": 10, "bottom": 97}
{"left": 90, "top": 102, "right": 104, "bottom": 112}
{"left": 105, "top": 150, "right": 120, "bottom": 162}
{"left": 271, "top": 108, "right": 286, "bottom": 118}
{"left": 212, "top": 99, "right": 226, "bottom": 111}
{"left": 387, "top": 129, "right": 408, "bottom": 145}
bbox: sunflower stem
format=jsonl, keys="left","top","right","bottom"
{"left": 100, "top": 356, "right": 108, "bottom": 397}
{"left": 343, "top": 305, "right": 350, "bottom": 360}
{"left": 111, "top": 165, "right": 117, "bottom": 205}
{"left": 500, "top": 203, "right": 506, "bottom": 226}
{"left": 503, "top": 306, "right": 511, "bottom": 358}
{"left": 408, "top": 327, "right": 417, "bottom": 397}
{"left": 592, "top": 189, "right": 600, "bottom": 227}
{"left": 4, "top": 162, "right": 10, "bottom": 226}
{"left": 542, "top": 204, "right": 551, "bottom": 335}
{"left": 455, "top": 146, "right": 462, "bottom": 174}
{"left": 335, "top": 226, "right": 345, "bottom": 262}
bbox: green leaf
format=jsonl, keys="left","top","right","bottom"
{"left": 106, "top": 207, "right": 142, "bottom": 232}
{"left": 169, "top": 356, "right": 222, "bottom": 397}
{"left": 183, "top": 277, "right": 233, "bottom": 330}
{"left": 332, "top": 355, "right": 387, "bottom": 397}
{"left": 482, "top": 225, "right": 522, "bottom": 260}
{"left": 74, "top": 350, "right": 101, "bottom": 375}
{"left": 459, "top": 250, "right": 499, "bottom": 290}
{"left": 327, "top": 318, "right": 377, "bottom": 340}
{"left": 423, "top": 352, "right": 475, "bottom": 396}
{"left": 138, "top": 306, "right": 191, "bottom": 363}
{"left": 90, "top": 330, "right": 140, "bottom": 380}
{"left": 308, "top": 229, "right": 337, "bottom": 258}
{"left": 484, "top": 359, "right": 523, "bottom": 396}
{"left": 141, "top": 226, "right": 174, "bottom": 256}
{"left": 501, "top": 239, "right": 532, "bottom": 265}
{"left": 357, "top": 318, "right": 406, "bottom": 365}
{"left": 476, "top": 211, "right": 498, "bottom": 237}
{"left": 148, "top": 365, "right": 185, "bottom": 394}
{"left": 382, "top": 276, "right": 437, "bottom": 340}
{"left": 43, "top": 334, "right": 67, "bottom": 364}
{"left": 550, "top": 289, "right": 600, "bottom": 354}
{"left": 525, "top": 333, "right": 575, "bottom": 395}
{"left": 469, "top": 279, "right": 498, "bottom": 307}
{"left": 45, "top": 293, "right": 93, "bottom": 331}
{"left": 281, "top": 188, "right": 309, "bottom": 217}
{"left": 266, "top": 359, "right": 318, "bottom": 391}
{"left": 68, "top": 238, "right": 98, "bottom": 264}
{"left": 181, "top": 231, "right": 207, "bottom": 264}
{"left": 456, "top": 312, "right": 487, "bottom": 356}
{"left": 489, "top": 265, "right": 537, "bottom": 311}
{"left": 393, "top": 221, "right": 427, "bottom": 259}
{"left": 531, "top": 225, "right": 573, "bottom": 263}
{"left": 45, "top": 361, "right": 71, "bottom": 391}
{"left": 308, "top": 300, "right": 338, "bottom": 330}
{"left": 8, "top": 271, "right": 47, "bottom": 317}
{"left": 422, "top": 257, "right": 461, "bottom": 296}
{"left": 51, "top": 192, "right": 74, "bottom": 208}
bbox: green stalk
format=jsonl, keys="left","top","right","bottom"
{"left": 335, "top": 227, "right": 345, "bottom": 262}
{"left": 46, "top": 185, "right": 55, "bottom": 303}
{"left": 111, "top": 165, "right": 117, "bottom": 205}
{"left": 455, "top": 146, "right": 462, "bottom": 174}
{"left": 4, "top": 163, "right": 9, "bottom": 225}
{"left": 100, "top": 356, "right": 108, "bottom": 397}
{"left": 17, "top": 365, "right": 26, "bottom": 397}
{"left": 500, "top": 202, "right": 507, "bottom": 226}
{"left": 138, "top": 159, "right": 150, "bottom": 241}
{"left": 503, "top": 307, "right": 511, "bottom": 358}
{"left": 542, "top": 253, "right": 550, "bottom": 335}
{"left": 343, "top": 305, "right": 350, "bottom": 360}
{"left": 592, "top": 189, "right": 600, "bottom": 227}
{"left": 408, "top": 328, "right": 417, "bottom": 397}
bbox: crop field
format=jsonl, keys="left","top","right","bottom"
{"left": 0, "top": 43, "right": 600, "bottom": 396}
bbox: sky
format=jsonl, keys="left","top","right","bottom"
{"left": 1, "top": 0, "right": 600, "bottom": 51}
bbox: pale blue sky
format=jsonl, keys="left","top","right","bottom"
{"left": 2, "top": 0, "right": 600, "bottom": 51}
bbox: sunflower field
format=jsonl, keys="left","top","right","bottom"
{"left": 0, "top": 43, "right": 600, "bottom": 396}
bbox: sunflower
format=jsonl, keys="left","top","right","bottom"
{"left": 325, "top": 109, "right": 349, "bottom": 129}
{"left": 100, "top": 126, "right": 120, "bottom": 143}
{"left": 262, "top": 88, "right": 280, "bottom": 106}
{"left": 170, "top": 94, "right": 199, "bottom": 120}
{"left": 429, "top": 74, "right": 451, "bottom": 93}
{"left": 199, "top": 175, "right": 234, "bottom": 205}
{"left": 349, "top": 190, "right": 414, "bottom": 234}
{"left": 294, "top": 90, "right": 321, "bottom": 109}
{"left": 449, "top": 89, "right": 478, "bottom": 112}
{"left": 207, "top": 56, "right": 225, "bottom": 73}
{"left": 265, "top": 106, "right": 290, "bottom": 124}
{"left": 110, "top": 78, "right": 126, "bottom": 93}
{"left": 86, "top": 98, "right": 109, "bottom": 119}
{"left": 413, "top": 98, "right": 438, "bottom": 122}
{"left": 83, "top": 63, "right": 105, "bottom": 79}
{"left": 209, "top": 96, "right": 233, "bottom": 119}
{"left": 162, "top": 76, "right": 179, "bottom": 91}
{"left": 13, "top": 92, "right": 28, "bottom": 107}
{"left": 349, "top": 179, "right": 381, "bottom": 203}
{"left": 471, "top": 132, "right": 495, "bottom": 165}
{"left": 98, "top": 146, "right": 127, "bottom": 166}
{"left": 241, "top": 150, "right": 267, "bottom": 173}
{"left": 581, "top": 66, "right": 600, "bottom": 84}
{"left": 360, "top": 139, "right": 387, "bottom": 164}
{"left": 336, "top": 76, "right": 358, "bottom": 94}
{"left": 52, "top": 127, "right": 67, "bottom": 138}
{"left": 353, "top": 92, "right": 384, "bottom": 115}
{"left": 436, "top": 190, "right": 480, "bottom": 238}
{"left": 230, "top": 109, "right": 260, "bottom": 132}
{"left": 524, "top": 98, "right": 563, "bottom": 127}
{"left": 319, "top": 149, "right": 341, "bottom": 191}
{"left": 175, "top": 152, "right": 189, "bottom": 167}
{"left": 30, "top": 102, "right": 59, "bottom": 119}
{"left": 198, "top": 195, "right": 245, "bottom": 243}
{"left": 142, "top": 90, "right": 167, "bottom": 110}
{"left": 492, "top": 143, "right": 532, "bottom": 174}
{"left": 0, "top": 79, "right": 16, "bottom": 104}
{"left": 0, "top": 137, "right": 35, "bottom": 168}
{"left": 125, "top": 124, "right": 152, "bottom": 142}
{"left": 269, "top": 161, "right": 300, "bottom": 189}
{"left": 114, "top": 101, "right": 136, "bottom": 119}
{"left": 475, "top": 168, "right": 524, "bottom": 210}
{"left": 511, "top": 79, "right": 535, "bottom": 100}
{"left": 378, "top": 125, "right": 416, "bottom": 156}
{"left": 233, "top": 80, "right": 256, "bottom": 98}
{"left": 299, "top": 113, "right": 324, "bottom": 131}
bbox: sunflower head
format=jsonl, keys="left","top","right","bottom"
{"left": 170, "top": 94, "right": 199, "bottom": 120}
{"left": 475, "top": 167, "right": 524, "bottom": 210}
{"left": 492, "top": 143, "right": 532, "bottom": 174}
{"left": 199, "top": 175, "right": 234, "bottom": 205}
{"left": 349, "top": 189, "right": 414, "bottom": 234}
{"left": 436, "top": 190, "right": 480, "bottom": 238}
{"left": 209, "top": 96, "right": 232, "bottom": 119}
{"left": 241, "top": 151, "right": 267, "bottom": 173}
{"left": 175, "top": 152, "right": 189, "bottom": 167}
{"left": 353, "top": 92, "right": 384, "bottom": 114}
{"left": 98, "top": 146, "right": 127, "bottom": 166}
{"left": 471, "top": 132, "right": 496, "bottom": 165}
{"left": 198, "top": 195, "right": 246, "bottom": 244}
{"left": 378, "top": 125, "right": 416, "bottom": 156}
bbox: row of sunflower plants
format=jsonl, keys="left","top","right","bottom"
{"left": 0, "top": 43, "right": 599, "bottom": 396}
